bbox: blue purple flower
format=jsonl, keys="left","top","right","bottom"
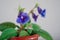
{"left": 32, "top": 13, "right": 38, "bottom": 21}
{"left": 16, "top": 12, "right": 30, "bottom": 24}
{"left": 37, "top": 6, "right": 46, "bottom": 17}
{"left": 37, "top": 7, "right": 42, "bottom": 13}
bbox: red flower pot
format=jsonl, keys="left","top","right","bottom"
{"left": 10, "top": 34, "right": 39, "bottom": 40}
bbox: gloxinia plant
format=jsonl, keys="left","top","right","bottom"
{"left": 0, "top": 3, "right": 53, "bottom": 40}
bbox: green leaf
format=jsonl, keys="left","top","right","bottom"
{"left": 26, "top": 29, "right": 32, "bottom": 34}
{"left": 0, "top": 22, "right": 17, "bottom": 31}
{"left": 36, "top": 29, "right": 53, "bottom": 40}
{"left": 16, "top": 25, "right": 20, "bottom": 28}
{"left": 0, "top": 28, "right": 17, "bottom": 40}
{"left": 32, "top": 23, "right": 41, "bottom": 31}
{"left": 19, "top": 30, "right": 29, "bottom": 37}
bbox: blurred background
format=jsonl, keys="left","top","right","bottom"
{"left": 0, "top": 0, "right": 60, "bottom": 40}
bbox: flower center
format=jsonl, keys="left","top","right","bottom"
{"left": 21, "top": 16, "right": 26, "bottom": 22}
{"left": 21, "top": 16, "right": 24, "bottom": 19}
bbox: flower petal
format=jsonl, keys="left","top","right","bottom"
{"left": 41, "top": 9, "right": 46, "bottom": 17}
{"left": 16, "top": 18, "right": 21, "bottom": 23}
{"left": 37, "top": 6, "right": 42, "bottom": 14}
{"left": 18, "top": 12, "right": 23, "bottom": 18}
{"left": 32, "top": 13, "right": 38, "bottom": 22}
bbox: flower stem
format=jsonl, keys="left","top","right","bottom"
{"left": 17, "top": 24, "right": 24, "bottom": 36}
{"left": 18, "top": 24, "right": 24, "bottom": 32}
{"left": 28, "top": 3, "right": 38, "bottom": 15}
{"left": 28, "top": 7, "right": 35, "bottom": 15}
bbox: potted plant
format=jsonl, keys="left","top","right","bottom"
{"left": 0, "top": 3, "right": 53, "bottom": 40}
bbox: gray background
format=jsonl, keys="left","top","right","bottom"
{"left": 0, "top": 0, "right": 60, "bottom": 40}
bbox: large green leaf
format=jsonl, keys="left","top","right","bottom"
{"left": 32, "top": 23, "right": 41, "bottom": 31}
{"left": 36, "top": 29, "right": 53, "bottom": 40}
{"left": 19, "top": 30, "right": 29, "bottom": 37}
{"left": 0, "top": 28, "right": 17, "bottom": 40}
{"left": 0, "top": 22, "right": 17, "bottom": 31}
